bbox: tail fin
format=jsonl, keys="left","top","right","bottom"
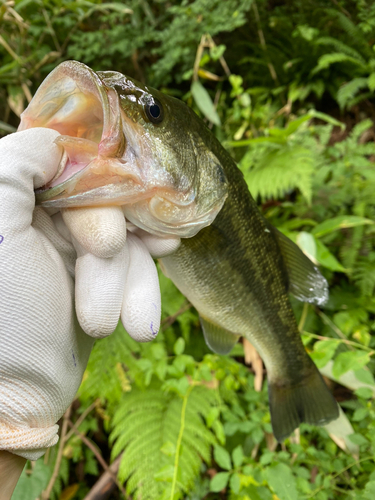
{"left": 268, "top": 368, "right": 339, "bottom": 442}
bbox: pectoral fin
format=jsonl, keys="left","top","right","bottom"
{"left": 271, "top": 227, "right": 328, "bottom": 306}
{"left": 200, "top": 316, "right": 240, "bottom": 354}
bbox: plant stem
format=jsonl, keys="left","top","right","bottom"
{"left": 251, "top": 1, "right": 278, "bottom": 84}
{"left": 303, "top": 330, "right": 374, "bottom": 352}
{"left": 64, "top": 400, "right": 97, "bottom": 443}
{"left": 170, "top": 386, "right": 193, "bottom": 499}
{"left": 307, "top": 455, "right": 374, "bottom": 498}
{"left": 161, "top": 301, "right": 192, "bottom": 330}
{"left": 67, "top": 421, "right": 128, "bottom": 498}
{"left": 41, "top": 405, "right": 72, "bottom": 500}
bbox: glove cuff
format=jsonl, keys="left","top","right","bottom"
{"left": 0, "top": 422, "right": 59, "bottom": 461}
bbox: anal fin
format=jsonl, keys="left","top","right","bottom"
{"left": 200, "top": 316, "right": 240, "bottom": 355}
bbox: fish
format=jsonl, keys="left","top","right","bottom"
{"left": 19, "top": 61, "right": 339, "bottom": 441}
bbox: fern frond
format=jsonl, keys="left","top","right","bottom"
{"left": 312, "top": 53, "right": 367, "bottom": 75}
{"left": 325, "top": 9, "right": 371, "bottom": 57}
{"left": 243, "top": 145, "right": 314, "bottom": 203}
{"left": 337, "top": 77, "right": 369, "bottom": 109}
{"left": 315, "top": 37, "right": 366, "bottom": 62}
{"left": 353, "top": 255, "right": 375, "bottom": 296}
{"left": 79, "top": 323, "right": 141, "bottom": 409}
{"left": 111, "top": 390, "right": 165, "bottom": 426}
{"left": 350, "top": 119, "right": 373, "bottom": 142}
{"left": 110, "top": 385, "right": 217, "bottom": 500}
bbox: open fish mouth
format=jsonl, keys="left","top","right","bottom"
{"left": 19, "top": 61, "right": 141, "bottom": 206}
{"left": 18, "top": 61, "right": 228, "bottom": 238}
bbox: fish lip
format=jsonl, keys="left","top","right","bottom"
{"left": 19, "top": 60, "right": 130, "bottom": 203}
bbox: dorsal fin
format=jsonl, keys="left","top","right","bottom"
{"left": 200, "top": 316, "right": 240, "bottom": 355}
{"left": 271, "top": 227, "right": 328, "bottom": 306}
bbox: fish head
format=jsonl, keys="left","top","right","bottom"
{"left": 19, "top": 61, "right": 228, "bottom": 237}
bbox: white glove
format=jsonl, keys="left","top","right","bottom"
{"left": 0, "top": 128, "right": 179, "bottom": 462}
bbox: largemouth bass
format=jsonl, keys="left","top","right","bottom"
{"left": 19, "top": 61, "right": 339, "bottom": 440}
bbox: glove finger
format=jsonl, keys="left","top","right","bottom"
{"left": 133, "top": 227, "right": 181, "bottom": 258}
{"left": 0, "top": 128, "right": 61, "bottom": 231}
{"left": 32, "top": 207, "right": 76, "bottom": 277}
{"left": 73, "top": 237, "right": 129, "bottom": 338}
{"left": 51, "top": 212, "right": 72, "bottom": 243}
{"left": 62, "top": 206, "right": 126, "bottom": 258}
{"left": 121, "top": 233, "right": 161, "bottom": 342}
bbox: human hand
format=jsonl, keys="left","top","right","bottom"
{"left": 0, "top": 128, "right": 179, "bottom": 471}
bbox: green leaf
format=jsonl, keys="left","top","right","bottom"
{"left": 332, "top": 351, "right": 371, "bottom": 379}
{"left": 210, "top": 44, "right": 226, "bottom": 61}
{"left": 173, "top": 337, "right": 185, "bottom": 355}
{"left": 312, "top": 53, "right": 366, "bottom": 74}
{"left": 112, "top": 385, "right": 216, "bottom": 497}
{"left": 311, "top": 216, "right": 374, "bottom": 238}
{"left": 229, "top": 472, "right": 241, "bottom": 494}
{"left": 352, "top": 407, "right": 369, "bottom": 421}
{"left": 354, "top": 387, "right": 374, "bottom": 399}
{"left": 86, "top": 3, "right": 133, "bottom": 14}
{"left": 310, "top": 339, "right": 338, "bottom": 368}
{"left": 315, "top": 238, "right": 346, "bottom": 272}
{"left": 0, "top": 120, "right": 16, "bottom": 134}
{"left": 309, "top": 110, "right": 345, "bottom": 130}
{"left": 354, "top": 368, "right": 375, "bottom": 386}
{"left": 363, "top": 481, "right": 375, "bottom": 499}
{"left": 368, "top": 73, "right": 375, "bottom": 92}
{"left": 244, "top": 146, "right": 314, "bottom": 203}
{"left": 337, "top": 77, "right": 369, "bottom": 109}
{"left": 267, "top": 463, "right": 298, "bottom": 500}
{"left": 243, "top": 484, "right": 271, "bottom": 500}
{"left": 296, "top": 231, "right": 316, "bottom": 262}
{"left": 284, "top": 114, "right": 314, "bottom": 135}
{"left": 191, "top": 81, "right": 221, "bottom": 126}
{"left": 12, "top": 460, "right": 51, "bottom": 500}
{"left": 232, "top": 445, "right": 244, "bottom": 467}
{"left": 348, "top": 433, "right": 368, "bottom": 446}
{"left": 214, "top": 445, "right": 232, "bottom": 470}
{"left": 212, "top": 419, "right": 226, "bottom": 445}
{"left": 207, "top": 407, "right": 220, "bottom": 427}
{"left": 210, "top": 472, "right": 230, "bottom": 492}
{"left": 227, "top": 135, "right": 286, "bottom": 147}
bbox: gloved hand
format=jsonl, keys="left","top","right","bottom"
{"left": 0, "top": 128, "right": 180, "bottom": 466}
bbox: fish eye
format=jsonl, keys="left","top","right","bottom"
{"left": 145, "top": 98, "right": 164, "bottom": 124}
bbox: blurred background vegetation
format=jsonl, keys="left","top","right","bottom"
{"left": 2, "top": 0, "right": 375, "bottom": 499}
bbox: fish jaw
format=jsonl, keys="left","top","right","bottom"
{"left": 20, "top": 61, "right": 139, "bottom": 206}
{"left": 19, "top": 61, "right": 228, "bottom": 238}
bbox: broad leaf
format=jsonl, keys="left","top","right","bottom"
{"left": 267, "top": 463, "right": 298, "bottom": 500}
{"left": 191, "top": 80, "right": 221, "bottom": 126}
{"left": 332, "top": 351, "right": 371, "bottom": 379}
{"left": 312, "top": 216, "right": 374, "bottom": 238}
{"left": 210, "top": 472, "right": 230, "bottom": 492}
{"left": 214, "top": 445, "right": 232, "bottom": 470}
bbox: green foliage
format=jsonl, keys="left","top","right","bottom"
{"left": 110, "top": 385, "right": 217, "bottom": 499}
{"left": 4, "top": 1, "right": 375, "bottom": 499}
{"left": 13, "top": 452, "right": 69, "bottom": 500}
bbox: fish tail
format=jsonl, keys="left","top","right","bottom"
{"left": 268, "top": 366, "right": 339, "bottom": 442}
